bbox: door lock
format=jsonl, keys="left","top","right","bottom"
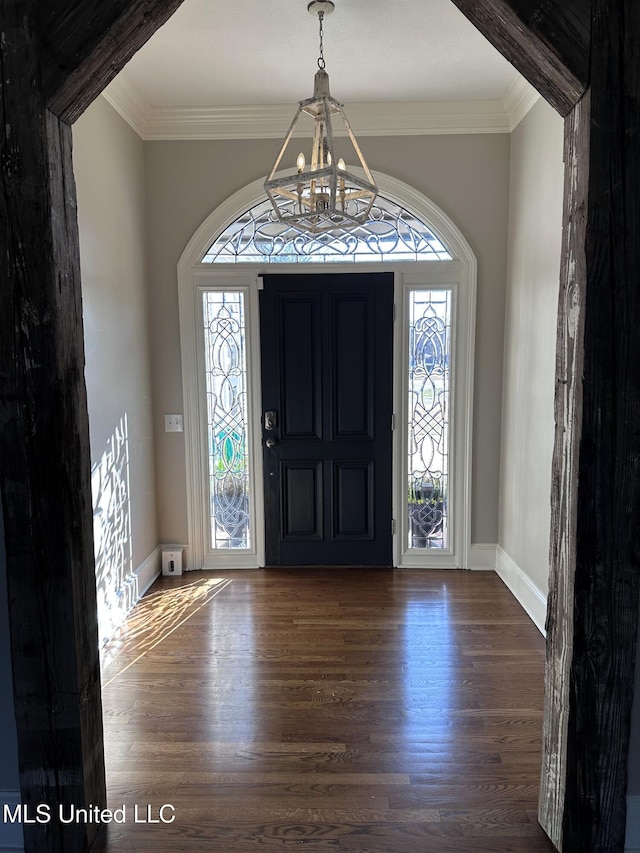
{"left": 264, "top": 410, "right": 277, "bottom": 431}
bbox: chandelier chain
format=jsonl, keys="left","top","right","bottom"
{"left": 317, "top": 11, "right": 326, "bottom": 69}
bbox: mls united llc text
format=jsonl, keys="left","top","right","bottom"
{"left": 3, "top": 803, "right": 175, "bottom": 825}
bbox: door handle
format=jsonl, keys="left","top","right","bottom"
{"left": 265, "top": 437, "right": 277, "bottom": 448}
{"left": 264, "top": 410, "right": 277, "bottom": 431}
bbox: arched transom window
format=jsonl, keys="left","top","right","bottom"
{"left": 202, "top": 195, "right": 452, "bottom": 264}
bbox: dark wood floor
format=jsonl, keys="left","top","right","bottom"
{"left": 93, "top": 568, "right": 556, "bottom": 852}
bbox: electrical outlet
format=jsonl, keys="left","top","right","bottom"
{"left": 164, "top": 414, "right": 184, "bottom": 433}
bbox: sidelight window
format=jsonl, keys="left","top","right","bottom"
{"left": 202, "top": 291, "right": 251, "bottom": 550}
{"left": 407, "top": 289, "right": 451, "bottom": 550}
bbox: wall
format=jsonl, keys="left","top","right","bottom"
{"left": 144, "top": 133, "right": 510, "bottom": 550}
{"left": 73, "top": 97, "right": 159, "bottom": 645}
{"left": 497, "top": 97, "right": 564, "bottom": 629}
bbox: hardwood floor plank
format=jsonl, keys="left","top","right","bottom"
{"left": 94, "top": 569, "right": 555, "bottom": 852}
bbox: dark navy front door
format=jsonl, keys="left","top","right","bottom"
{"left": 260, "top": 273, "right": 393, "bottom": 566}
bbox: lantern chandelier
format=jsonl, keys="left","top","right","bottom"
{"left": 264, "top": 0, "right": 378, "bottom": 234}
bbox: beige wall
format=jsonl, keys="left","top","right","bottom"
{"left": 73, "top": 97, "right": 158, "bottom": 642}
{"left": 145, "top": 133, "right": 510, "bottom": 549}
{"left": 499, "top": 97, "right": 564, "bottom": 593}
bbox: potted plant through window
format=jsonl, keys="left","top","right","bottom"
{"left": 408, "top": 479, "right": 445, "bottom": 548}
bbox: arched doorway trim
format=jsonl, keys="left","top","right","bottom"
{"left": 178, "top": 171, "right": 477, "bottom": 571}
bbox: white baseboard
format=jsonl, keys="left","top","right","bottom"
{"left": 627, "top": 794, "right": 640, "bottom": 853}
{"left": 469, "top": 543, "right": 497, "bottom": 571}
{"left": 134, "top": 546, "right": 162, "bottom": 598}
{"left": 0, "top": 790, "right": 24, "bottom": 851}
{"left": 495, "top": 546, "right": 547, "bottom": 636}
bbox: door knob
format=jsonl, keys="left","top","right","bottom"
{"left": 265, "top": 437, "right": 277, "bottom": 448}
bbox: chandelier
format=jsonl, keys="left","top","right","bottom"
{"left": 264, "top": 0, "right": 378, "bottom": 234}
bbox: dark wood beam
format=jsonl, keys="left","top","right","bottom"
{"left": 0, "top": 4, "right": 105, "bottom": 851}
{"left": 563, "top": 1, "right": 640, "bottom": 847}
{"left": 539, "top": 89, "right": 590, "bottom": 851}
{"left": 542, "top": 2, "right": 640, "bottom": 850}
{"left": 38, "top": 0, "right": 185, "bottom": 122}
{"left": 448, "top": 0, "right": 590, "bottom": 115}
{"left": 3, "top": 1, "right": 188, "bottom": 850}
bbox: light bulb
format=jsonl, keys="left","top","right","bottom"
{"left": 337, "top": 158, "right": 346, "bottom": 210}
{"left": 296, "top": 152, "right": 305, "bottom": 172}
{"left": 327, "top": 151, "right": 332, "bottom": 166}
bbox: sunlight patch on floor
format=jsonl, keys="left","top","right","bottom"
{"left": 101, "top": 576, "right": 231, "bottom": 686}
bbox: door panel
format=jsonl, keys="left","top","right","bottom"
{"left": 282, "top": 461, "right": 323, "bottom": 540}
{"left": 333, "top": 461, "right": 374, "bottom": 539}
{"left": 260, "top": 273, "right": 393, "bottom": 566}
{"left": 281, "top": 296, "right": 321, "bottom": 438}
{"left": 333, "top": 294, "right": 373, "bottom": 438}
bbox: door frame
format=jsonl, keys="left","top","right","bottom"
{"left": 182, "top": 270, "right": 266, "bottom": 569}
{"left": 178, "top": 172, "right": 477, "bottom": 570}
{"left": 394, "top": 265, "right": 474, "bottom": 569}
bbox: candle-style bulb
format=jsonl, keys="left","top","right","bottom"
{"left": 337, "top": 158, "right": 346, "bottom": 170}
{"left": 296, "top": 152, "right": 306, "bottom": 172}
{"left": 327, "top": 151, "right": 332, "bottom": 166}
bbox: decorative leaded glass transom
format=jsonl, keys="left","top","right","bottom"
{"left": 202, "top": 196, "right": 452, "bottom": 264}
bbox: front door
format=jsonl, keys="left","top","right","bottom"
{"left": 260, "top": 273, "right": 394, "bottom": 566}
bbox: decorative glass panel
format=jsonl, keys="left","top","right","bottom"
{"left": 202, "top": 292, "right": 251, "bottom": 549}
{"left": 407, "top": 290, "right": 451, "bottom": 550}
{"left": 202, "top": 196, "right": 451, "bottom": 264}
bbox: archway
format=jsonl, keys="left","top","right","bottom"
{"left": 3, "top": 4, "right": 638, "bottom": 851}
{"left": 177, "top": 173, "right": 477, "bottom": 572}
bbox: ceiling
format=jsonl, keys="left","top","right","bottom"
{"left": 104, "top": 0, "right": 539, "bottom": 139}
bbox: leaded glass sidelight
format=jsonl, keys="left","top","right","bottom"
{"left": 202, "top": 292, "right": 251, "bottom": 549}
{"left": 201, "top": 196, "right": 451, "bottom": 264}
{"left": 407, "top": 290, "right": 452, "bottom": 550}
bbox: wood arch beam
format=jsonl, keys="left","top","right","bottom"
{"left": 2, "top": 2, "right": 639, "bottom": 852}
{"left": 449, "top": 0, "right": 590, "bottom": 115}
{"left": 39, "top": 0, "right": 186, "bottom": 122}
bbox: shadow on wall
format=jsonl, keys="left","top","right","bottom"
{"left": 91, "top": 413, "right": 136, "bottom": 658}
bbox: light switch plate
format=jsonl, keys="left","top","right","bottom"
{"left": 164, "top": 414, "right": 184, "bottom": 432}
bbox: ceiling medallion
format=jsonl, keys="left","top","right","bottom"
{"left": 264, "top": 0, "right": 378, "bottom": 234}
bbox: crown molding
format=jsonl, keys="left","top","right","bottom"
{"left": 142, "top": 99, "right": 512, "bottom": 139}
{"left": 103, "top": 72, "right": 539, "bottom": 141}
{"left": 502, "top": 75, "right": 541, "bottom": 130}
{"left": 102, "top": 74, "right": 151, "bottom": 138}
